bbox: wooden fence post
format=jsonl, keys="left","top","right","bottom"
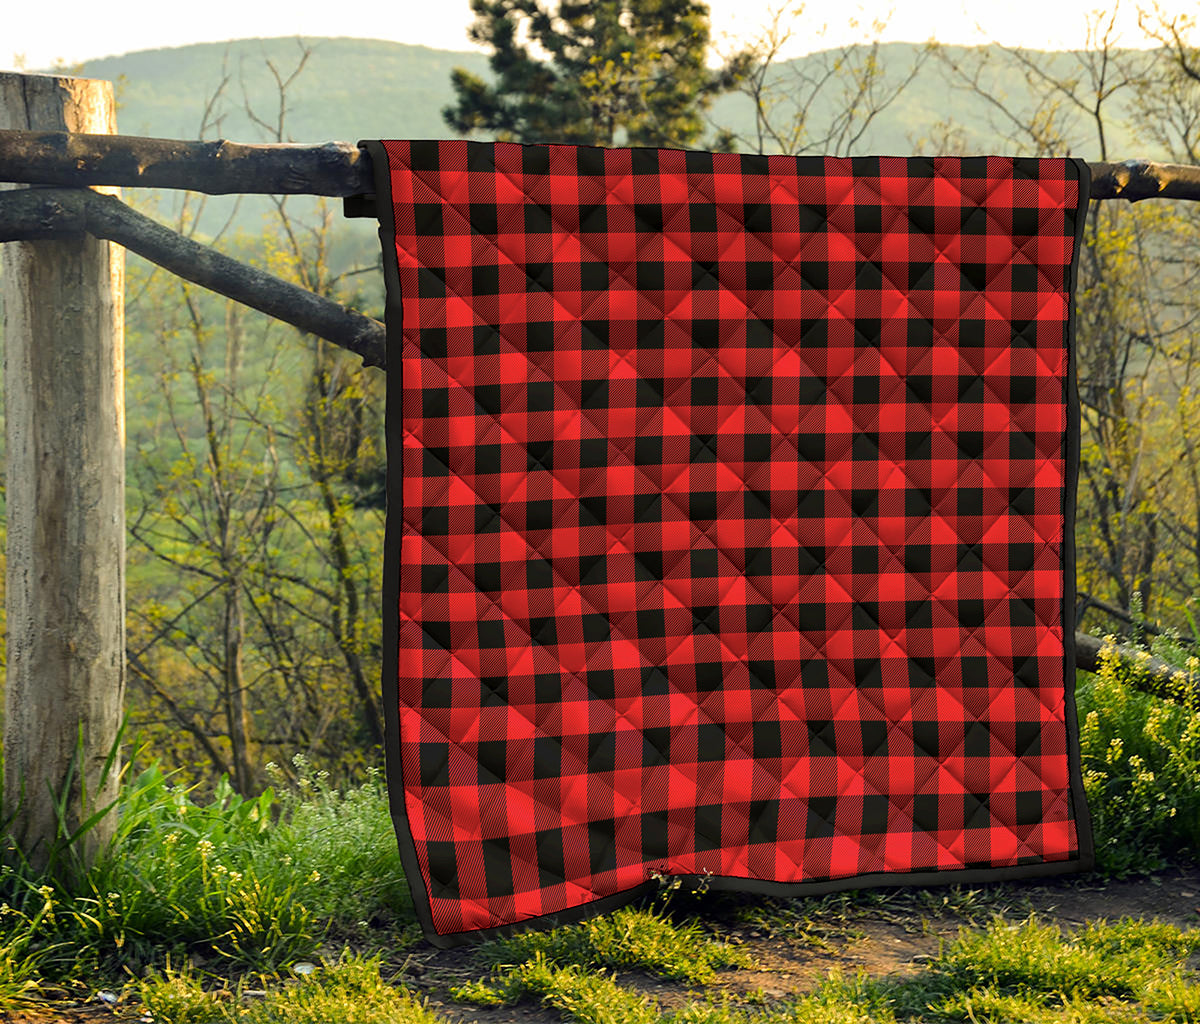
{"left": 0, "top": 73, "right": 125, "bottom": 870}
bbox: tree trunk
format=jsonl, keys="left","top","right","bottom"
{"left": 0, "top": 72, "right": 125, "bottom": 871}
{"left": 317, "top": 470, "right": 384, "bottom": 747}
{"left": 223, "top": 583, "right": 255, "bottom": 795}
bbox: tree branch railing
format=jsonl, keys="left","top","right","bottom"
{"left": 0, "top": 131, "right": 373, "bottom": 195}
{"left": 0, "top": 187, "right": 385, "bottom": 368}
{"left": 4, "top": 130, "right": 1200, "bottom": 201}
{"left": 3, "top": 128, "right": 1200, "bottom": 693}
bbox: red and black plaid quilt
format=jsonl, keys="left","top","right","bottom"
{"left": 359, "top": 140, "right": 1094, "bottom": 946}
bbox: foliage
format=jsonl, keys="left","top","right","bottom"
{"left": 31, "top": 764, "right": 320, "bottom": 972}
{"left": 454, "top": 954, "right": 661, "bottom": 1022}
{"left": 454, "top": 910, "right": 1200, "bottom": 1023}
{"left": 120, "top": 51, "right": 387, "bottom": 787}
{"left": 0, "top": 759, "right": 413, "bottom": 976}
{"left": 1075, "top": 637, "right": 1200, "bottom": 874}
{"left": 260, "top": 757, "right": 412, "bottom": 935}
{"left": 0, "top": 889, "right": 59, "bottom": 1012}
{"left": 443, "top": 0, "right": 748, "bottom": 148}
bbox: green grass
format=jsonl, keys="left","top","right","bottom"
{"left": 0, "top": 756, "right": 416, "bottom": 983}
{"left": 924, "top": 915, "right": 1200, "bottom": 1023}
{"left": 138, "top": 953, "right": 441, "bottom": 1024}
{"left": 726, "top": 882, "right": 1020, "bottom": 950}
{"left": 257, "top": 757, "right": 414, "bottom": 938}
{"left": 452, "top": 911, "right": 1200, "bottom": 1024}
{"left": 473, "top": 903, "right": 751, "bottom": 984}
{"left": 455, "top": 954, "right": 662, "bottom": 1023}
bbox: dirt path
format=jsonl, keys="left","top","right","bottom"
{"left": 5, "top": 862, "right": 1199, "bottom": 1023}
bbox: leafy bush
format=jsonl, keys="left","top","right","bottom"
{"left": 55, "top": 764, "right": 321, "bottom": 971}
{"left": 0, "top": 756, "right": 414, "bottom": 975}
{"left": 257, "top": 757, "right": 412, "bottom": 935}
{"left": 1076, "top": 637, "right": 1200, "bottom": 873}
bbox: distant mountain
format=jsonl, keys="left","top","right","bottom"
{"left": 78, "top": 36, "right": 1149, "bottom": 159}
{"left": 81, "top": 37, "right": 491, "bottom": 143}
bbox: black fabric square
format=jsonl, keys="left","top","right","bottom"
{"left": 637, "top": 262, "right": 665, "bottom": 291}
{"left": 588, "top": 820, "right": 617, "bottom": 875}
{"left": 749, "top": 799, "right": 779, "bottom": 844}
{"left": 469, "top": 203, "right": 498, "bottom": 235}
{"left": 478, "top": 620, "right": 505, "bottom": 649}
{"left": 802, "top": 661, "right": 828, "bottom": 689}
{"left": 532, "top": 729, "right": 559, "bottom": 777}
{"left": 420, "top": 742, "right": 449, "bottom": 787}
{"left": 694, "top": 803, "right": 722, "bottom": 850}
{"left": 697, "top": 722, "right": 726, "bottom": 759}
{"left": 537, "top": 828, "right": 566, "bottom": 887}
{"left": 641, "top": 812, "right": 669, "bottom": 858}
{"left": 806, "top": 796, "right": 837, "bottom": 838}
{"left": 690, "top": 204, "right": 718, "bottom": 233}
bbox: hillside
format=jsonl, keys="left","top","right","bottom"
{"left": 80, "top": 37, "right": 491, "bottom": 144}
{"left": 76, "top": 35, "right": 1152, "bottom": 159}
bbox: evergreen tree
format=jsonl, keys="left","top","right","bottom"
{"left": 444, "top": 0, "right": 748, "bottom": 148}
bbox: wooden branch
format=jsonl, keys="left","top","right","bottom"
{"left": 1089, "top": 159, "right": 1200, "bottom": 202}
{"left": 4, "top": 131, "right": 1200, "bottom": 204}
{"left": 1074, "top": 630, "right": 1198, "bottom": 704}
{"left": 0, "top": 188, "right": 386, "bottom": 369}
{"left": 0, "top": 130, "right": 372, "bottom": 195}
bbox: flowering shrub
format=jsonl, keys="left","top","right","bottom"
{"left": 1077, "top": 637, "right": 1200, "bottom": 874}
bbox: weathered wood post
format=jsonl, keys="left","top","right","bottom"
{"left": 0, "top": 73, "right": 125, "bottom": 870}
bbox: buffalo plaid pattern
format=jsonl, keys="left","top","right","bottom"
{"left": 370, "top": 140, "right": 1092, "bottom": 943}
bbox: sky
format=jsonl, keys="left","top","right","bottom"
{"left": 3, "top": 0, "right": 1187, "bottom": 73}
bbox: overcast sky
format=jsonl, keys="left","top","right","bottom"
{"left": 4, "top": 0, "right": 1184, "bottom": 72}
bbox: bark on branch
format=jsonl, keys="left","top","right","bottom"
{"left": 0, "top": 130, "right": 372, "bottom": 195}
{"left": 1074, "top": 631, "right": 1198, "bottom": 704}
{"left": 5, "top": 130, "right": 1200, "bottom": 204}
{"left": 1089, "top": 159, "right": 1200, "bottom": 202}
{"left": 0, "top": 187, "right": 385, "bottom": 369}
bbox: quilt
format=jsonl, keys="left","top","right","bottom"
{"left": 358, "top": 140, "right": 1094, "bottom": 946}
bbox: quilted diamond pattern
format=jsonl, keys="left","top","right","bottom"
{"left": 365, "top": 141, "right": 1094, "bottom": 946}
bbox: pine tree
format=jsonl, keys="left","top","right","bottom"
{"left": 444, "top": 0, "right": 748, "bottom": 148}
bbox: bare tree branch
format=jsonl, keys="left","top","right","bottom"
{"left": 0, "top": 187, "right": 385, "bottom": 368}
{"left": 0, "top": 129, "right": 371, "bottom": 195}
{"left": 1090, "top": 158, "right": 1200, "bottom": 201}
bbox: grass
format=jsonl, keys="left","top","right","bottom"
{"left": 725, "top": 882, "right": 1021, "bottom": 950}
{"left": 447, "top": 912, "right": 1200, "bottom": 1023}
{"left": 138, "top": 953, "right": 441, "bottom": 1024}
{"left": 473, "top": 903, "right": 752, "bottom": 984}
{"left": 0, "top": 754, "right": 415, "bottom": 984}
{"left": 924, "top": 915, "right": 1200, "bottom": 1023}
